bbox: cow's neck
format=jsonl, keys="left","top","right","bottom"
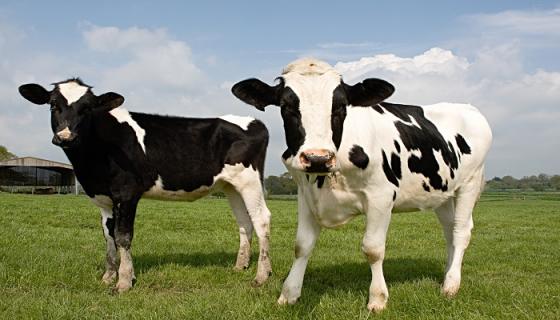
{"left": 62, "top": 135, "right": 112, "bottom": 197}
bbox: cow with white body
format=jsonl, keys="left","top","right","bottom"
{"left": 232, "top": 58, "right": 492, "bottom": 311}
{"left": 18, "top": 79, "right": 272, "bottom": 292}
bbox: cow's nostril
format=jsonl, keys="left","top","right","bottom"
{"left": 300, "top": 153, "right": 311, "bottom": 165}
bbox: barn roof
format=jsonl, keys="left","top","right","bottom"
{"left": 0, "top": 156, "right": 73, "bottom": 170}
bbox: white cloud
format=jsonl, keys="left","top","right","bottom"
{"left": 336, "top": 47, "right": 470, "bottom": 80}
{"left": 83, "top": 25, "right": 204, "bottom": 103}
{"left": 83, "top": 26, "right": 169, "bottom": 52}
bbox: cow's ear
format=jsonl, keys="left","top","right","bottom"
{"left": 344, "top": 78, "right": 395, "bottom": 107}
{"left": 18, "top": 84, "right": 50, "bottom": 105}
{"left": 231, "top": 78, "right": 282, "bottom": 111}
{"left": 95, "top": 92, "right": 124, "bottom": 113}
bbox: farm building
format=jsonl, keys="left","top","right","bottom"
{"left": 0, "top": 156, "right": 78, "bottom": 194}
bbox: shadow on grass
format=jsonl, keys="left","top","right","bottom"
{"left": 132, "top": 252, "right": 442, "bottom": 309}
{"left": 289, "top": 257, "right": 442, "bottom": 309}
{"left": 134, "top": 251, "right": 237, "bottom": 273}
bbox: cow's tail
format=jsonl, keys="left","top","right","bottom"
{"left": 479, "top": 170, "right": 486, "bottom": 200}
{"left": 247, "top": 119, "right": 269, "bottom": 186}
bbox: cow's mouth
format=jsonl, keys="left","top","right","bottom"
{"left": 52, "top": 135, "right": 79, "bottom": 149}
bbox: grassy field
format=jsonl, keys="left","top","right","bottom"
{"left": 0, "top": 192, "right": 558, "bottom": 319}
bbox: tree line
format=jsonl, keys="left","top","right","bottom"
{"left": 265, "top": 172, "right": 560, "bottom": 194}
{"left": 486, "top": 174, "right": 560, "bottom": 191}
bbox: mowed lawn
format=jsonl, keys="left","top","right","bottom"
{"left": 0, "top": 193, "right": 559, "bottom": 319}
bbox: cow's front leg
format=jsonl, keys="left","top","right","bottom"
{"left": 278, "top": 198, "right": 320, "bottom": 305}
{"left": 100, "top": 207, "right": 118, "bottom": 284}
{"left": 363, "top": 200, "right": 393, "bottom": 312}
{"left": 113, "top": 197, "right": 140, "bottom": 293}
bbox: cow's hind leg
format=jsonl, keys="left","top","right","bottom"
{"left": 224, "top": 185, "right": 254, "bottom": 270}
{"left": 231, "top": 174, "right": 272, "bottom": 286}
{"left": 100, "top": 207, "right": 118, "bottom": 284}
{"left": 113, "top": 196, "right": 140, "bottom": 293}
{"left": 435, "top": 170, "right": 483, "bottom": 297}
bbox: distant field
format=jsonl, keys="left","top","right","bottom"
{"left": 0, "top": 192, "right": 558, "bottom": 319}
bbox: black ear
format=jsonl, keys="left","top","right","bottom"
{"left": 231, "top": 78, "right": 282, "bottom": 111}
{"left": 95, "top": 92, "right": 124, "bottom": 113}
{"left": 18, "top": 84, "right": 50, "bottom": 105}
{"left": 344, "top": 78, "right": 395, "bottom": 107}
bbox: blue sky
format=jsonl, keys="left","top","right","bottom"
{"left": 1, "top": 1, "right": 559, "bottom": 178}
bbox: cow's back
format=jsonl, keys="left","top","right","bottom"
{"left": 129, "top": 113, "right": 268, "bottom": 198}
{"left": 423, "top": 102, "right": 492, "bottom": 152}
{"left": 338, "top": 102, "right": 491, "bottom": 211}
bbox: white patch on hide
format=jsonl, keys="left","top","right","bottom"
{"left": 109, "top": 107, "right": 146, "bottom": 153}
{"left": 219, "top": 114, "right": 254, "bottom": 130}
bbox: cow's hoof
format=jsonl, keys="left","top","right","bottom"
{"left": 101, "top": 271, "right": 117, "bottom": 285}
{"left": 442, "top": 283, "right": 460, "bottom": 298}
{"left": 251, "top": 270, "right": 271, "bottom": 287}
{"left": 367, "top": 300, "right": 386, "bottom": 313}
{"left": 367, "top": 293, "right": 387, "bottom": 313}
{"left": 251, "top": 278, "right": 265, "bottom": 287}
{"left": 277, "top": 293, "right": 298, "bottom": 305}
{"left": 114, "top": 280, "right": 133, "bottom": 293}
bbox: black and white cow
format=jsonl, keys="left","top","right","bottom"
{"left": 18, "top": 78, "right": 272, "bottom": 292}
{"left": 232, "top": 58, "right": 492, "bottom": 312}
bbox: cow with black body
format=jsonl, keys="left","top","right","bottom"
{"left": 18, "top": 78, "right": 272, "bottom": 292}
{"left": 232, "top": 58, "right": 492, "bottom": 312}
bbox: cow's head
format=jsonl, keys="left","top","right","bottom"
{"left": 232, "top": 58, "right": 394, "bottom": 174}
{"left": 18, "top": 78, "right": 124, "bottom": 149}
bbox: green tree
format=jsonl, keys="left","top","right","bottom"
{"left": 0, "top": 145, "right": 15, "bottom": 161}
{"left": 500, "top": 175, "right": 518, "bottom": 189}
{"left": 550, "top": 175, "right": 560, "bottom": 191}
{"left": 265, "top": 172, "right": 298, "bottom": 195}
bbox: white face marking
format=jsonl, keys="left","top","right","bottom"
{"left": 109, "top": 107, "right": 146, "bottom": 153}
{"left": 58, "top": 81, "right": 89, "bottom": 105}
{"left": 219, "top": 114, "right": 254, "bottom": 130}
{"left": 56, "top": 127, "right": 72, "bottom": 140}
{"left": 282, "top": 58, "right": 342, "bottom": 163}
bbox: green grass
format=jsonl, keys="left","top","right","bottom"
{"left": 0, "top": 193, "right": 559, "bottom": 319}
